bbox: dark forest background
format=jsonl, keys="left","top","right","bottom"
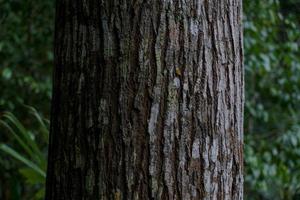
{"left": 0, "top": 0, "right": 300, "bottom": 199}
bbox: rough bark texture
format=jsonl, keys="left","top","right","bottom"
{"left": 46, "top": 0, "right": 244, "bottom": 199}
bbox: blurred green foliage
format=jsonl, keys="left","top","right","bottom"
{"left": 0, "top": 107, "right": 48, "bottom": 200}
{"left": 244, "top": 0, "right": 300, "bottom": 199}
{"left": 0, "top": 0, "right": 300, "bottom": 199}
{"left": 0, "top": 0, "right": 53, "bottom": 199}
{"left": 0, "top": 0, "right": 54, "bottom": 114}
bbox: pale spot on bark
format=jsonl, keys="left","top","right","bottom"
{"left": 77, "top": 73, "right": 84, "bottom": 94}
{"left": 98, "top": 99, "right": 109, "bottom": 125}
{"left": 86, "top": 168, "right": 95, "bottom": 195}
{"left": 173, "top": 77, "right": 181, "bottom": 88}
{"left": 192, "top": 139, "right": 200, "bottom": 159}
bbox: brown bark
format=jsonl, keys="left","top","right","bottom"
{"left": 46, "top": 0, "right": 244, "bottom": 199}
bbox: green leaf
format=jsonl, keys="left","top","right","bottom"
{"left": 24, "top": 105, "right": 49, "bottom": 141}
{"left": 19, "top": 168, "right": 45, "bottom": 185}
{"left": 0, "top": 144, "right": 46, "bottom": 177}
{"left": 1, "top": 112, "right": 44, "bottom": 163}
{"left": 0, "top": 120, "right": 35, "bottom": 160}
{"left": 34, "top": 188, "right": 45, "bottom": 200}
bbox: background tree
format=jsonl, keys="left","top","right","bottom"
{"left": 45, "top": 0, "right": 243, "bottom": 199}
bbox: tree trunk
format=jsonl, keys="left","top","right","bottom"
{"left": 46, "top": 0, "right": 244, "bottom": 199}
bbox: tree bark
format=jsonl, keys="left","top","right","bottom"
{"left": 46, "top": 0, "right": 244, "bottom": 199}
